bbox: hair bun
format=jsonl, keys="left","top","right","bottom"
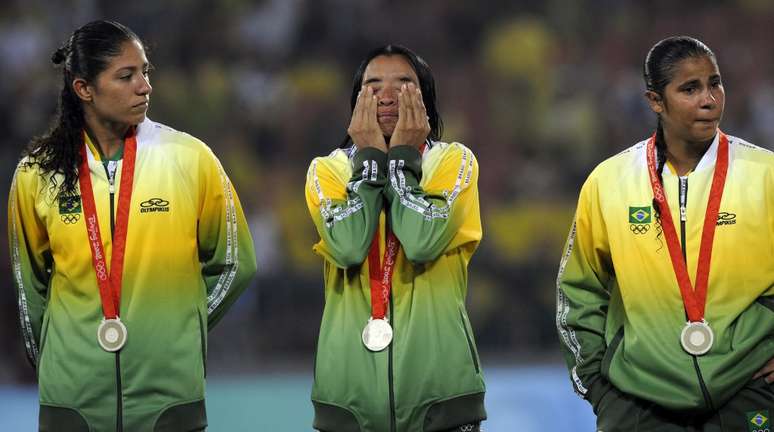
{"left": 51, "top": 47, "right": 67, "bottom": 65}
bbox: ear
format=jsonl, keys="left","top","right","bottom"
{"left": 644, "top": 90, "right": 664, "bottom": 114}
{"left": 72, "top": 78, "right": 94, "bottom": 103}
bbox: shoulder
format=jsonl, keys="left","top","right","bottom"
{"left": 307, "top": 147, "right": 353, "bottom": 180}
{"left": 727, "top": 134, "right": 774, "bottom": 168}
{"left": 422, "top": 140, "right": 477, "bottom": 174}
{"left": 425, "top": 140, "right": 476, "bottom": 161}
{"left": 136, "top": 117, "right": 211, "bottom": 155}
{"left": 586, "top": 138, "right": 649, "bottom": 184}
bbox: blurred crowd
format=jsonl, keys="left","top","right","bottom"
{"left": 2, "top": 0, "right": 773, "bottom": 383}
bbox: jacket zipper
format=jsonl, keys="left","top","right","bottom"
{"left": 105, "top": 161, "right": 123, "bottom": 432}
{"left": 387, "top": 274, "right": 396, "bottom": 432}
{"left": 678, "top": 176, "right": 714, "bottom": 411}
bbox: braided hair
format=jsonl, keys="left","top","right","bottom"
{"left": 643, "top": 36, "right": 716, "bottom": 237}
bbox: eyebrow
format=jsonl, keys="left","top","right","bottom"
{"left": 116, "top": 62, "right": 150, "bottom": 72}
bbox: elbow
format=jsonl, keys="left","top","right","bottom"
{"left": 401, "top": 244, "right": 439, "bottom": 264}
{"left": 335, "top": 246, "right": 370, "bottom": 268}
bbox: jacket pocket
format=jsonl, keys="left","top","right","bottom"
{"left": 312, "top": 401, "right": 360, "bottom": 432}
{"left": 39, "top": 405, "right": 89, "bottom": 432}
{"left": 154, "top": 399, "right": 207, "bottom": 432}
{"left": 459, "top": 309, "right": 480, "bottom": 374}
{"left": 601, "top": 327, "right": 624, "bottom": 379}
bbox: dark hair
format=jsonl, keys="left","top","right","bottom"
{"left": 643, "top": 36, "right": 716, "bottom": 184}
{"left": 24, "top": 20, "right": 143, "bottom": 198}
{"left": 340, "top": 44, "right": 443, "bottom": 148}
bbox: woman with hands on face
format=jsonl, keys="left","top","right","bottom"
{"left": 305, "top": 45, "right": 486, "bottom": 432}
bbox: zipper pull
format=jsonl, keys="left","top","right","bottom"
{"left": 107, "top": 161, "right": 118, "bottom": 194}
{"left": 679, "top": 177, "right": 688, "bottom": 222}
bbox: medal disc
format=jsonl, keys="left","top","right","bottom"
{"left": 98, "top": 318, "right": 127, "bottom": 352}
{"left": 680, "top": 321, "right": 713, "bottom": 356}
{"left": 362, "top": 318, "right": 393, "bottom": 352}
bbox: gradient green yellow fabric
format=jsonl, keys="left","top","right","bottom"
{"left": 306, "top": 142, "right": 486, "bottom": 431}
{"left": 557, "top": 133, "right": 774, "bottom": 413}
{"left": 9, "top": 118, "right": 257, "bottom": 431}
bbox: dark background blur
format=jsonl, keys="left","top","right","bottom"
{"left": 1, "top": 0, "right": 773, "bottom": 428}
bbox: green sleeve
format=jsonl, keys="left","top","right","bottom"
{"left": 384, "top": 144, "right": 479, "bottom": 263}
{"left": 556, "top": 175, "right": 614, "bottom": 409}
{"left": 8, "top": 164, "right": 51, "bottom": 367}
{"left": 306, "top": 147, "right": 387, "bottom": 268}
{"left": 197, "top": 148, "right": 258, "bottom": 330}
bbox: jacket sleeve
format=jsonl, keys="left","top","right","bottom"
{"left": 8, "top": 163, "right": 51, "bottom": 368}
{"left": 555, "top": 173, "right": 614, "bottom": 410}
{"left": 197, "top": 147, "right": 257, "bottom": 330}
{"left": 384, "top": 144, "right": 481, "bottom": 263}
{"left": 305, "top": 147, "right": 387, "bottom": 268}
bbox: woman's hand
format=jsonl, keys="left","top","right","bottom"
{"left": 348, "top": 86, "right": 387, "bottom": 153}
{"left": 753, "top": 356, "right": 774, "bottom": 384}
{"left": 390, "top": 83, "right": 430, "bottom": 149}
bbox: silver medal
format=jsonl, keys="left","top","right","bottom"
{"left": 362, "top": 318, "right": 393, "bottom": 352}
{"left": 680, "top": 320, "right": 713, "bottom": 356}
{"left": 97, "top": 318, "right": 127, "bottom": 352}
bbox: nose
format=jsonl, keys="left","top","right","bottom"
{"left": 138, "top": 74, "right": 152, "bottom": 96}
{"left": 377, "top": 86, "right": 398, "bottom": 106}
{"left": 700, "top": 88, "right": 717, "bottom": 109}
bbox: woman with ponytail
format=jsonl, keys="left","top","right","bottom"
{"left": 556, "top": 36, "right": 773, "bottom": 430}
{"left": 9, "top": 20, "right": 257, "bottom": 431}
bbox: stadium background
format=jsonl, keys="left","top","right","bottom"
{"left": 1, "top": 0, "right": 773, "bottom": 430}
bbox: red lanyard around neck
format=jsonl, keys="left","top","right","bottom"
{"left": 78, "top": 130, "right": 138, "bottom": 319}
{"left": 645, "top": 132, "right": 728, "bottom": 322}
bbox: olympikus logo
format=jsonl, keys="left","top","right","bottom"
{"left": 717, "top": 212, "right": 736, "bottom": 226}
{"left": 140, "top": 198, "right": 170, "bottom": 213}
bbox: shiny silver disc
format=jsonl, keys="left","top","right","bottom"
{"left": 98, "top": 318, "right": 127, "bottom": 352}
{"left": 362, "top": 318, "right": 393, "bottom": 352}
{"left": 680, "top": 321, "right": 713, "bottom": 356}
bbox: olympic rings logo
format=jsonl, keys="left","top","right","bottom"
{"left": 60, "top": 214, "right": 81, "bottom": 224}
{"left": 140, "top": 198, "right": 169, "bottom": 208}
{"left": 630, "top": 224, "right": 650, "bottom": 235}
{"left": 95, "top": 261, "right": 108, "bottom": 281}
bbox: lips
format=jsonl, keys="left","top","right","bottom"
{"left": 132, "top": 101, "right": 149, "bottom": 109}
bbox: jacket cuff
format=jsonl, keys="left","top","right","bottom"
{"left": 351, "top": 147, "right": 387, "bottom": 182}
{"left": 387, "top": 145, "right": 422, "bottom": 179}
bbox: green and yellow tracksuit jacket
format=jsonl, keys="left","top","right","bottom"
{"left": 9, "top": 118, "right": 257, "bottom": 431}
{"left": 305, "top": 142, "right": 486, "bottom": 432}
{"left": 557, "top": 134, "right": 774, "bottom": 414}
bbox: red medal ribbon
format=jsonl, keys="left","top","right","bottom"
{"left": 646, "top": 131, "right": 728, "bottom": 322}
{"left": 78, "top": 130, "right": 138, "bottom": 320}
{"left": 367, "top": 229, "right": 399, "bottom": 320}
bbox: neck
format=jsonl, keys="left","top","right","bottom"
{"left": 84, "top": 111, "right": 130, "bottom": 159}
{"left": 663, "top": 129, "right": 715, "bottom": 176}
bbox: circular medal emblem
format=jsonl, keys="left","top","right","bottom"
{"left": 362, "top": 318, "right": 393, "bottom": 352}
{"left": 680, "top": 321, "right": 713, "bottom": 356}
{"left": 97, "top": 318, "right": 127, "bottom": 352}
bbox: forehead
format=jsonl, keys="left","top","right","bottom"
{"left": 362, "top": 55, "right": 418, "bottom": 82}
{"left": 669, "top": 55, "right": 720, "bottom": 84}
{"left": 105, "top": 39, "right": 148, "bottom": 70}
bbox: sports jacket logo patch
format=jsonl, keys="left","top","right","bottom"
{"left": 140, "top": 198, "right": 170, "bottom": 213}
{"left": 717, "top": 211, "right": 736, "bottom": 226}
{"left": 59, "top": 195, "right": 82, "bottom": 224}
{"left": 629, "top": 205, "right": 651, "bottom": 234}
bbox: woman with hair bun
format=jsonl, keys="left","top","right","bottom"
{"left": 556, "top": 36, "right": 773, "bottom": 430}
{"left": 9, "top": 20, "right": 257, "bottom": 431}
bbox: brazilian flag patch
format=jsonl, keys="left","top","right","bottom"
{"left": 747, "top": 410, "right": 769, "bottom": 432}
{"left": 59, "top": 195, "right": 82, "bottom": 214}
{"left": 629, "top": 206, "right": 652, "bottom": 224}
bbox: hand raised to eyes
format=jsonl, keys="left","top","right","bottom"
{"left": 390, "top": 83, "right": 430, "bottom": 150}
{"left": 347, "top": 86, "right": 387, "bottom": 153}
